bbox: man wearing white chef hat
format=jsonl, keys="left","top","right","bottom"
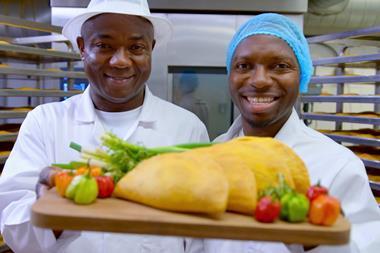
{"left": 0, "top": 0, "right": 208, "bottom": 252}
{"left": 63, "top": 0, "right": 172, "bottom": 51}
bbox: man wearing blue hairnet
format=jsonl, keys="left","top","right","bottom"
{"left": 202, "top": 13, "right": 380, "bottom": 253}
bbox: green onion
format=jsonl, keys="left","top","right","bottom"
{"left": 69, "top": 132, "right": 213, "bottom": 181}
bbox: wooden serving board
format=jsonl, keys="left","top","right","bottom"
{"left": 31, "top": 189, "right": 350, "bottom": 245}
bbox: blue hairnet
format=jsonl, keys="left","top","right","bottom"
{"left": 226, "top": 13, "right": 313, "bottom": 93}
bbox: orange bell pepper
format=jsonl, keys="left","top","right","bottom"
{"left": 55, "top": 171, "right": 74, "bottom": 197}
{"left": 309, "top": 195, "right": 340, "bottom": 226}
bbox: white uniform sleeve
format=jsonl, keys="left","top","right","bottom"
{"left": 189, "top": 120, "right": 210, "bottom": 143}
{"left": 307, "top": 158, "right": 380, "bottom": 253}
{"left": 185, "top": 238, "right": 204, "bottom": 253}
{"left": 201, "top": 239, "right": 292, "bottom": 253}
{"left": 0, "top": 108, "right": 78, "bottom": 252}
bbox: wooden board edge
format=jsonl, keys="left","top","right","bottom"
{"left": 31, "top": 205, "right": 350, "bottom": 245}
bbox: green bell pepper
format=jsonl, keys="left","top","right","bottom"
{"left": 65, "top": 175, "right": 83, "bottom": 199}
{"left": 280, "top": 192, "right": 310, "bottom": 222}
{"left": 65, "top": 174, "right": 98, "bottom": 205}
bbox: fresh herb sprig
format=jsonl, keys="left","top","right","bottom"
{"left": 70, "top": 132, "right": 212, "bottom": 181}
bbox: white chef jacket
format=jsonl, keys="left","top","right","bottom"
{"left": 203, "top": 108, "right": 380, "bottom": 253}
{"left": 0, "top": 85, "right": 209, "bottom": 253}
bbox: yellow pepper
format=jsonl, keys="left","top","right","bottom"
{"left": 75, "top": 166, "right": 102, "bottom": 177}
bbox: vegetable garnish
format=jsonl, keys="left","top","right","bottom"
{"left": 69, "top": 132, "right": 213, "bottom": 182}
{"left": 306, "top": 181, "right": 328, "bottom": 202}
{"left": 309, "top": 195, "right": 340, "bottom": 226}
{"left": 255, "top": 196, "right": 281, "bottom": 223}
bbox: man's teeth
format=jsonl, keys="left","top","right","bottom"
{"left": 247, "top": 97, "right": 274, "bottom": 103}
{"left": 110, "top": 77, "right": 126, "bottom": 80}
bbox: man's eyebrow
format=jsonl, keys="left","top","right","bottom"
{"left": 128, "top": 34, "right": 149, "bottom": 41}
{"left": 233, "top": 55, "right": 250, "bottom": 61}
{"left": 271, "top": 55, "right": 297, "bottom": 63}
{"left": 91, "top": 34, "right": 113, "bottom": 40}
{"left": 232, "top": 55, "right": 297, "bottom": 65}
{"left": 91, "top": 34, "right": 146, "bottom": 40}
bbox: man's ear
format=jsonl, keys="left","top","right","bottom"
{"left": 152, "top": 39, "right": 156, "bottom": 50}
{"left": 76, "top": 37, "right": 85, "bottom": 57}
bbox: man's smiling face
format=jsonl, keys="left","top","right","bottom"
{"left": 229, "top": 35, "right": 300, "bottom": 133}
{"left": 77, "top": 13, "right": 155, "bottom": 111}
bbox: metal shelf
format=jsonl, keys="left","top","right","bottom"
{"left": 0, "top": 43, "right": 80, "bottom": 63}
{"left": 0, "top": 14, "right": 62, "bottom": 34}
{"left": 370, "top": 181, "right": 380, "bottom": 190}
{"left": 310, "top": 75, "right": 380, "bottom": 84}
{"left": 0, "top": 67, "right": 86, "bottom": 78}
{"left": 11, "top": 34, "right": 68, "bottom": 45}
{"left": 301, "top": 113, "right": 380, "bottom": 125}
{"left": 0, "top": 110, "right": 29, "bottom": 119}
{"left": 312, "top": 54, "right": 380, "bottom": 68}
{"left": 366, "top": 160, "right": 380, "bottom": 169}
{"left": 308, "top": 26, "right": 380, "bottom": 204}
{"left": 0, "top": 133, "right": 17, "bottom": 142}
{"left": 301, "top": 95, "right": 380, "bottom": 103}
{"left": 0, "top": 89, "right": 81, "bottom": 97}
{"left": 0, "top": 154, "right": 9, "bottom": 164}
{"left": 307, "top": 25, "right": 380, "bottom": 43}
{"left": 325, "top": 133, "right": 380, "bottom": 147}
{"left": 0, "top": 243, "right": 11, "bottom": 253}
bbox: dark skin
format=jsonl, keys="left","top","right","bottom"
{"left": 36, "top": 13, "right": 156, "bottom": 238}
{"left": 229, "top": 35, "right": 300, "bottom": 137}
{"left": 77, "top": 13, "right": 155, "bottom": 112}
{"left": 230, "top": 35, "right": 316, "bottom": 250}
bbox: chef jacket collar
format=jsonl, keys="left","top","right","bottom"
{"left": 215, "top": 107, "right": 300, "bottom": 143}
{"left": 225, "top": 115, "right": 243, "bottom": 139}
{"left": 74, "top": 84, "right": 157, "bottom": 126}
{"left": 274, "top": 108, "right": 301, "bottom": 148}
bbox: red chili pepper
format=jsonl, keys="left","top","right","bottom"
{"left": 306, "top": 182, "right": 328, "bottom": 202}
{"left": 254, "top": 196, "right": 281, "bottom": 223}
{"left": 96, "top": 176, "right": 114, "bottom": 198}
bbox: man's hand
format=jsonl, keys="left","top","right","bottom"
{"left": 36, "top": 166, "right": 60, "bottom": 199}
{"left": 304, "top": 245, "right": 318, "bottom": 251}
{"left": 35, "top": 166, "right": 63, "bottom": 239}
